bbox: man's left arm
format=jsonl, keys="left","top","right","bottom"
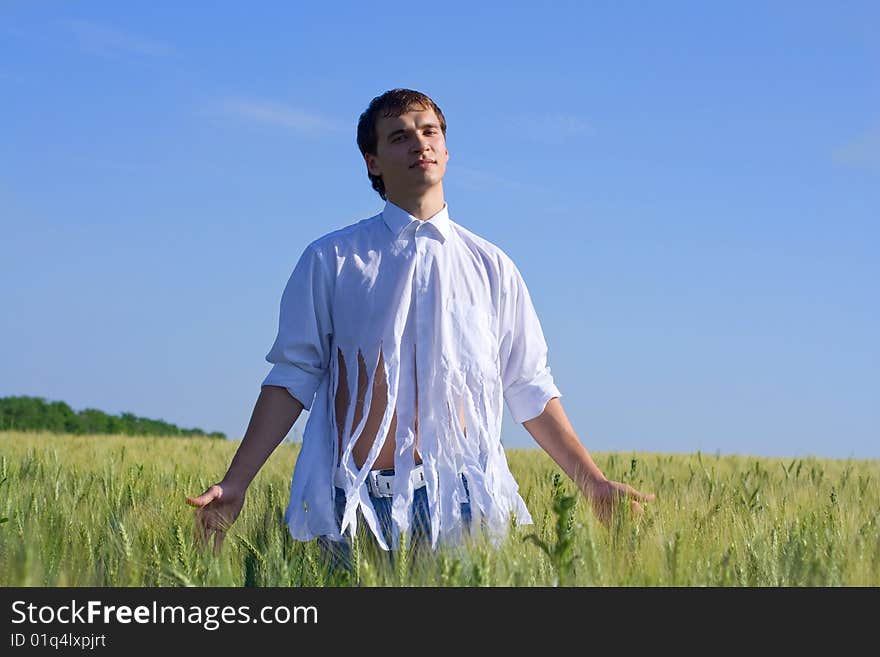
{"left": 523, "top": 397, "right": 656, "bottom": 526}
{"left": 497, "top": 260, "right": 656, "bottom": 525}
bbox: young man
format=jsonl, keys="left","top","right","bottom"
{"left": 187, "top": 88, "right": 655, "bottom": 564}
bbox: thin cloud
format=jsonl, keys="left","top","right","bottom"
{"left": 506, "top": 113, "right": 595, "bottom": 143}
{"left": 832, "top": 122, "right": 880, "bottom": 168}
{"left": 67, "top": 19, "right": 176, "bottom": 58}
{"left": 448, "top": 165, "right": 544, "bottom": 193}
{"left": 211, "top": 99, "right": 348, "bottom": 136}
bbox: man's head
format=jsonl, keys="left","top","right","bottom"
{"left": 357, "top": 88, "right": 449, "bottom": 201}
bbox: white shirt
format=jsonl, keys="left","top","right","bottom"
{"left": 262, "top": 199, "right": 562, "bottom": 550}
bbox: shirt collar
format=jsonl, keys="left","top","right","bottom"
{"left": 381, "top": 199, "right": 451, "bottom": 243}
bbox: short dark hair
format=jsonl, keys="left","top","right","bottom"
{"left": 357, "top": 88, "right": 447, "bottom": 200}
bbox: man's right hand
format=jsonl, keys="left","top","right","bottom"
{"left": 184, "top": 386, "right": 303, "bottom": 554}
{"left": 186, "top": 481, "right": 246, "bottom": 555}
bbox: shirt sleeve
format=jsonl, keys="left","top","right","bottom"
{"left": 498, "top": 261, "right": 562, "bottom": 423}
{"left": 261, "top": 244, "right": 333, "bottom": 410}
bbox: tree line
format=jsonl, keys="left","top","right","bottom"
{"left": 0, "top": 396, "right": 225, "bottom": 439}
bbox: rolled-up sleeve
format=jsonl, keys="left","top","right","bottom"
{"left": 261, "top": 244, "right": 333, "bottom": 410}
{"left": 499, "top": 262, "right": 562, "bottom": 423}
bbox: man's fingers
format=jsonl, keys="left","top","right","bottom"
{"left": 194, "top": 516, "right": 209, "bottom": 549}
{"left": 192, "top": 511, "right": 230, "bottom": 553}
{"left": 186, "top": 493, "right": 210, "bottom": 507}
{"left": 623, "top": 485, "right": 655, "bottom": 503}
{"left": 186, "top": 490, "right": 218, "bottom": 507}
{"left": 186, "top": 485, "right": 223, "bottom": 508}
{"left": 590, "top": 482, "right": 655, "bottom": 529}
{"left": 213, "top": 529, "right": 225, "bottom": 555}
{"left": 593, "top": 498, "right": 612, "bottom": 528}
{"left": 187, "top": 485, "right": 232, "bottom": 555}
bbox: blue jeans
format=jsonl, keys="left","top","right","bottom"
{"left": 317, "top": 471, "right": 472, "bottom": 573}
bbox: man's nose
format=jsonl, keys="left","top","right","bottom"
{"left": 411, "top": 136, "right": 432, "bottom": 152}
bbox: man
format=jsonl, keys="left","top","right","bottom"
{"left": 187, "top": 88, "right": 655, "bottom": 565}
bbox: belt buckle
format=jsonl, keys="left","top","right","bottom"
{"left": 367, "top": 466, "right": 426, "bottom": 497}
{"left": 368, "top": 470, "right": 392, "bottom": 497}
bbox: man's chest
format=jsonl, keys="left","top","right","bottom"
{"left": 329, "top": 242, "right": 500, "bottom": 369}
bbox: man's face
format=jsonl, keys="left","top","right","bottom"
{"left": 365, "top": 106, "right": 449, "bottom": 199}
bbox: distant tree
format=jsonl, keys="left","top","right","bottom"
{"left": 106, "top": 415, "right": 122, "bottom": 434}
{"left": 46, "top": 400, "right": 77, "bottom": 433}
{"left": 80, "top": 408, "right": 109, "bottom": 434}
{"left": 0, "top": 396, "right": 45, "bottom": 431}
{"left": 0, "top": 396, "right": 225, "bottom": 439}
{"left": 119, "top": 412, "right": 137, "bottom": 435}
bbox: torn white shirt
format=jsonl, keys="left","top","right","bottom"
{"left": 262, "top": 199, "right": 562, "bottom": 550}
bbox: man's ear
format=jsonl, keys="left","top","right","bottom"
{"left": 365, "top": 153, "right": 381, "bottom": 176}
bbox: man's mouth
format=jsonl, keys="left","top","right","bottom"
{"left": 411, "top": 160, "right": 437, "bottom": 168}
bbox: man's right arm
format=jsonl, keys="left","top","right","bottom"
{"left": 186, "top": 385, "right": 304, "bottom": 552}
{"left": 220, "top": 385, "right": 305, "bottom": 491}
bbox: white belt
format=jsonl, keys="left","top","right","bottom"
{"left": 334, "top": 464, "right": 426, "bottom": 498}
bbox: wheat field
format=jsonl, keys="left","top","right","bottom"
{"left": 1, "top": 431, "right": 877, "bottom": 586}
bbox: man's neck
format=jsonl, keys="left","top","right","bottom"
{"left": 387, "top": 186, "right": 445, "bottom": 221}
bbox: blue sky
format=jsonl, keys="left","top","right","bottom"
{"left": 2, "top": 2, "right": 877, "bottom": 459}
